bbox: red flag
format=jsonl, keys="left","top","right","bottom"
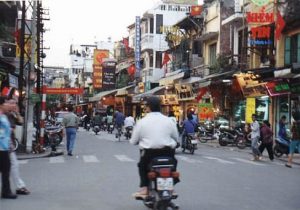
{"left": 191, "top": 5, "right": 202, "bottom": 16}
{"left": 122, "top": 37, "right": 129, "bottom": 52}
{"left": 275, "top": 11, "right": 285, "bottom": 40}
{"left": 162, "top": 52, "right": 171, "bottom": 67}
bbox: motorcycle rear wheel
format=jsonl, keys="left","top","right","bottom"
{"left": 274, "top": 145, "right": 283, "bottom": 157}
{"left": 236, "top": 137, "right": 246, "bottom": 149}
{"left": 199, "top": 137, "right": 208, "bottom": 143}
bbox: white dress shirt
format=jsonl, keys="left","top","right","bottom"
{"left": 130, "top": 112, "right": 178, "bottom": 149}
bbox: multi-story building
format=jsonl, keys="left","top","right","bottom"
{"left": 127, "top": 0, "right": 198, "bottom": 91}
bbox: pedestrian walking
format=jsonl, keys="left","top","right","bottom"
{"left": 0, "top": 96, "right": 17, "bottom": 199}
{"left": 250, "top": 114, "right": 262, "bottom": 161}
{"left": 278, "top": 115, "right": 288, "bottom": 140}
{"left": 259, "top": 120, "right": 274, "bottom": 161}
{"left": 6, "top": 99, "right": 30, "bottom": 195}
{"left": 285, "top": 118, "right": 300, "bottom": 168}
{"left": 62, "top": 106, "right": 80, "bottom": 156}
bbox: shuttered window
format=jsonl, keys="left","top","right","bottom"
{"left": 284, "top": 37, "right": 291, "bottom": 65}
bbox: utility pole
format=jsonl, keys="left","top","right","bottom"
{"left": 24, "top": 0, "right": 37, "bottom": 153}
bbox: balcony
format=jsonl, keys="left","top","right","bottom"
{"left": 141, "top": 33, "right": 169, "bottom": 52}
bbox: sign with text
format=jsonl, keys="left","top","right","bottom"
{"left": 102, "top": 61, "right": 116, "bottom": 90}
{"left": 246, "top": 98, "right": 256, "bottom": 123}
{"left": 93, "top": 50, "right": 108, "bottom": 89}
{"left": 135, "top": 16, "right": 141, "bottom": 78}
{"left": 34, "top": 87, "right": 84, "bottom": 95}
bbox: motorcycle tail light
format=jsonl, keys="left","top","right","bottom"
{"left": 171, "top": 171, "right": 180, "bottom": 178}
{"left": 148, "top": 171, "right": 157, "bottom": 179}
{"left": 159, "top": 168, "right": 171, "bottom": 178}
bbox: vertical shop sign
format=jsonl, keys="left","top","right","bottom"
{"left": 246, "top": 98, "right": 256, "bottom": 123}
{"left": 135, "top": 16, "right": 141, "bottom": 78}
{"left": 93, "top": 49, "right": 109, "bottom": 89}
{"left": 102, "top": 60, "right": 116, "bottom": 91}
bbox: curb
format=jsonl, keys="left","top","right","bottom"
{"left": 200, "top": 141, "right": 300, "bottom": 166}
{"left": 17, "top": 150, "right": 64, "bottom": 160}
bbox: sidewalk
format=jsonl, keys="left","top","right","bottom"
{"left": 16, "top": 148, "right": 64, "bottom": 160}
{"left": 201, "top": 139, "right": 300, "bottom": 166}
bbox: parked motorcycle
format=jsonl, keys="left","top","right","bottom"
{"left": 236, "top": 133, "right": 252, "bottom": 149}
{"left": 197, "top": 124, "right": 220, "bottom": 143}
{"left": 218, "top": 127, "right": 244, "bottom": 147}
{"left": 182, "top": 133, "right": 198, "bottom": 154}
{"left": 124, "top": 126, "right": 133, "bottom": 140}
{"left": 136, "top": 156, "right": 179, "bottom": 210}
{"left": 44, "top": 123, "right": 63, "bottom": 150}
{"left": 274, "top": 137, "right": 299, "bottom": 157}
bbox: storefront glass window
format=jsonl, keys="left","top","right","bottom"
{"left": 276, "top": 96, "right": 290, "bottom": 137}
{"left": 255, "top": 97, "right": 269, "bottom": 122}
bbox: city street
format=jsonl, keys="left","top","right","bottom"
{"left": 1, "top": 128, "right": 299, "bottom": 210}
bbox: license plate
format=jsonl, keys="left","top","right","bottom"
{"left": 191, "top": 140, "right": 198, "bottom": 144}
{"left": 157, "top": 178, "right": 173, "bottom": 191}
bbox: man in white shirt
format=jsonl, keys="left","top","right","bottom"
{"left": 250, "top": 114, "right": 262, "bottom": 161}
{"left": 130, "top": 96, "right": 179, "bottom": 198}
{"left": 124, "top": 115, "right": 135, "bottom": 128}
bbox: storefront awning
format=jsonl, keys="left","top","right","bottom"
{"left": 132, "top": 86, "right": 165, "bottom": 103}
{"left": 115, "top": 85, "right": 135, "bottom": 97}
{"left": 89, "top": 89, "right": 117, "bottom": 102}
{"left": 196, "top": 32, "right": 218, "bottom": 41}
{"left": 159, "top": 71, "right": 185, "bottom": 86}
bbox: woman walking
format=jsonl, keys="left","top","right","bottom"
{"left": 259, "top": 120, "right": 274, "bottom": 161}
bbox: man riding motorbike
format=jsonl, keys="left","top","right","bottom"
{"left": 130, "top": 96, "right": 179, "bottom": 198}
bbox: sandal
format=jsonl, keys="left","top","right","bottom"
{"left": 16, "top": 187, "right": 30, "bottom": 195}
{"left": 285, "top": 163, "right": 292, "bottom": 168}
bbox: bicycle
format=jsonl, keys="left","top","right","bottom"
{"left": 115, "top": 124, "right": 123, "bottom": 142}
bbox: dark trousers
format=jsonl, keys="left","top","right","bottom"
{"left": 259, "top": 142, "right": 274, "bottom": 160}
{"left": 0, "top": 151, "right": 12, "bottom": 195}
{"left": 138, "top": 147, "right": 177, "bottom": 188}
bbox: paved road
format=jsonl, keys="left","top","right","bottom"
{"left": 1, "top": 128, "right": 299, "bottom": 210}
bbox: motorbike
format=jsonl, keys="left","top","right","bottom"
{"left": 274, "top": 137, "right": 299, "bottom": 157}
{"left": 107, "top": 123, "right": 114, "bottom": 134}
{"left": 101, "top": 123, "right": 107, "bottom": 131}
{"left": 93, "top": 124, "right": 100, "bottom": 135}
{"left": 136, "top": 156, "right": 179, "bottom": 210}
{"left": 218, "top": 127, "right": 244, "bottom": 147}
{"left": 86, "top": 122, "right": 91, "bottom": 131}
{"left": 182, "top": 133, "right": 198, "bottom": 154}
{"left": 44, "top": 123, "right": 63, "bottom": 150}
{"left": 124, "top": 126, "right": 133, "bottom": 140}
{"left": 197, "top": 123, "right": 220, "bottom": 143}
{"left": 236, "top": 132, "right": 252, "bottom": 149}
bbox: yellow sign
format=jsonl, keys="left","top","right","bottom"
{"left": 16, "top": 35, "right": 37, "bottom": 62}
{"left": 246, "top": 98, "right": 256, "bottom": 123}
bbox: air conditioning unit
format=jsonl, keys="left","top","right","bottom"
{"left": 0, "top": 42, "right": 16, "bottom": 58}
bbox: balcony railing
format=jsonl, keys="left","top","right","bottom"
{"left": 140, "top": 33, "right": 169, "bottom": 51}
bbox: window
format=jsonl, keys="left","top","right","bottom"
{"left": 150, "top": 18, "right": 154, "bottom": 34}
{"left": 192, "top": 40, "right": 202, "bottom": 57}
{"left": 285, "top": 33, "right": 300, "bottom": 65}
{"left": 209, "top": 43, "right": 217, "bottom": 66}
{"left": 156, "top": 14, "right": 163, "bottom": 34}
{"left": 155, "top": 51, "right": 163, "bottom": 68}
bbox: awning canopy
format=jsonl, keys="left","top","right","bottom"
{"left": 132, "top": 86, "right": 166, "bottom": 103}
{"left": 89, "top": 89, "right": 117, "bottom": 102}
{"left": 115, "top": 85, "right": 135, "bottom": 97}
{"left": 159, "top": 71, "right": 185, "bottom": 86}
{"left": 197, "top": 32, "right": 218, "bottom": 42}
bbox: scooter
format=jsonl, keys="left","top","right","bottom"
{"left": 136, "top": 156, "right": 179, "bottom": 210}
{"left": 44, "top": 123, "right": 64, "bottom": 151}
{"left": 107, "top": 123, "right": 114, "bottom": 134}
{"left": 197, "top": 124, "right": 220, "bottom": 143}
{"left": 124, "top": 126, "right": 133, "bottom": 140}
{"left": 182, "top": 133, "right": 198, "bottom": 154}
{"left": 93, "top": 124, "right": 100, "bottom": 135}
{"left": 218, "top": 127, "right": 244, "bottom": 147}
{"left": 274, "top": 136, "right": 299, "bottom": 157}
